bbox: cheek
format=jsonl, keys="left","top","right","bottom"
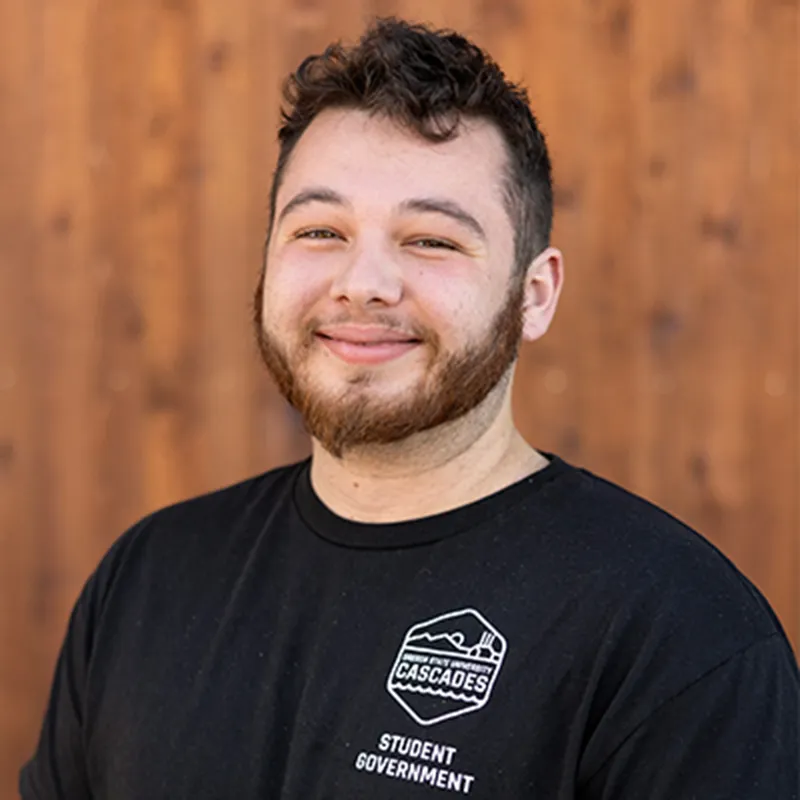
{"left": 262, "top": 265, "right": 324, "bottom": 331}
{"left": 410, "top": 273, "right": 495, "bottom": 341}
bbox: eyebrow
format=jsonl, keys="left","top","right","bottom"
{"left": 399, "top": 197, "right": 487, "bottom": 242}
{"left": 276, "top": 188, "right": 349, "bottom": 226}
{"left": 276, "top": 188, "right": 487, "bottom": 242}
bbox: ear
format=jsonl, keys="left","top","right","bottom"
{"left": 520, "top": 246, "right": 564, "bottom": 342}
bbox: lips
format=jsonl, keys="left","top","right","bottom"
{"left": 315, "top": 326, "right": 420, "bottom": 344}
{"left": 314, "top": 327, "right": 422, "bottom": 365}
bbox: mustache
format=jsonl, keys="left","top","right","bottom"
{"left": 304, "top": 313, "right": 433, "bottom": 342}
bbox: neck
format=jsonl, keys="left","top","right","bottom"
{"left": 308, "top": 380, "right": 549, "bottom": 523}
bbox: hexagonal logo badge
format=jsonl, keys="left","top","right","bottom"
{"left": 386, "top": 608, "right": 507, "bottom": 726}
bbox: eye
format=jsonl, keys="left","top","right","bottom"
{"left": 294, "top": 228, "right": 342, "bottom": 241}
{"left": 408, "top": 237, "right": 459, "bottom": 251}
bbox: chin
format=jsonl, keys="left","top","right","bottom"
{"left": 314, "top": 354, "right": 423, "bottom": 383}
{"left": 316, "top": 374, "right": 420, "bottom": 403}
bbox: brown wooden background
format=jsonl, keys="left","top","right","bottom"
{"left": 1, "top": 0, "right": 797, "bottom": 795}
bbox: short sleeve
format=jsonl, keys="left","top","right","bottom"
{"left": 18, "top": 575, "right": 98, "bottom": 799}
{"left": 19, "top": 519, "right": 147, "bottom": 800}
{"left": 581, "top": 635, "right": 800, "bottom": 799}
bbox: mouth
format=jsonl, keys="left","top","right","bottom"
{"left": 315, "top": 332, "right": 421, "bottom": 345}
{"left": 314, "top": 333, "right": 422, "bottom": 365}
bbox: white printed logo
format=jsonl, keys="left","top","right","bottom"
{"left": 386, "top": 608, "right": 507, "bottom": 726}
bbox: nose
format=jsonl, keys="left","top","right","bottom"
{"left": 328, "top": 240, "right": 403, "bottom": 308}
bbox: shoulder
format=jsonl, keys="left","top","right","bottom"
{"left": 519, "top": 457, "right": 792, "bottom": 667}
{"left": 567, "top": 464, "right": 774, "bottom": 606}
{"left": 525, "top": 460, "right": 798, "bottom": 758}
{"left": 85, "top": 459, "right": 308, "bottom": 609}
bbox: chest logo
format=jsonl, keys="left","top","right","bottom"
{"left": 386, "top": 608, "right": 507, "bottom": 726}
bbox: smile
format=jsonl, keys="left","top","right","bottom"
{"left": 315, "top": 333, "right": 421, "bottom": 365}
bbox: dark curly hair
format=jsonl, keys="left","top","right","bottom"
{"left": 266, "top": 17, "right": 553, "bottom": 275}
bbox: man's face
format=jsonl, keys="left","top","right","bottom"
{"left": 255, "top": 109, "right": 525, "bottom": 458}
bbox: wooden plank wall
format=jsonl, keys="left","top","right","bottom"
{"left": 1, "top": 0, "right": 797, "bottom": 794}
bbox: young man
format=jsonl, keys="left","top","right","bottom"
{"left": 21, "top": 18, "right": 798, "bottom": 800}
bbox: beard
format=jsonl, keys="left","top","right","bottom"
{"left": 253, "top": 274, "right": 524, "bottom": 459}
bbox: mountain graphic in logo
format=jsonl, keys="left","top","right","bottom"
{"left": 386, "top": 608, "right": 507, "bottom": 726}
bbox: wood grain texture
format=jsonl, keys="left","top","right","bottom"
{"left": 0, "top": 0, "right": 39, "bottom": 790}
{"left": 1, "top": 0, "right": 797, "bottom": 795}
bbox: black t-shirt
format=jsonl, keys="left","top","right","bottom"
{"left": 20, "top": 455, "right": 799, "bottom": 799}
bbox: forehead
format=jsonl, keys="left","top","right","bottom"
{"left": 277, "top": 108, "right": 510, "bottom": 216}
